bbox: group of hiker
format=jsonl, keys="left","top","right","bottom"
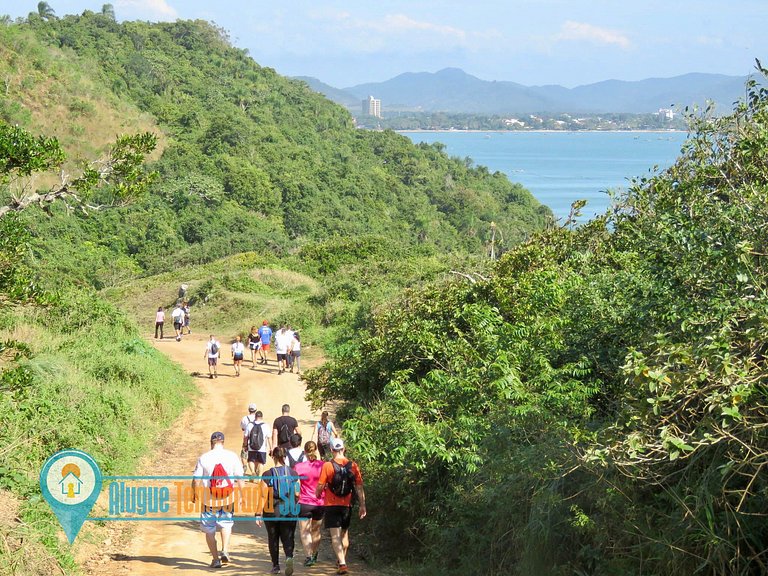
{"left": 192, "top": 404, "right": 366, "bottom": 575}
{"left": 201, "top": 322, "right": 301, "bottom": 379}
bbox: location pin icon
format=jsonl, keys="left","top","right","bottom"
{"left": 40, "top": 450, "right": 102, "bottom": 543}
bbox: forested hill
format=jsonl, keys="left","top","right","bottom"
{"left": 2, "top": 12, "right": 548, "bottom": 286}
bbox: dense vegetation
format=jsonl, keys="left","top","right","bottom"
{"left": 2, "top": 10, "right": 547, "bottom": 289}
{"left": 305, "top": 72, "right": 768, "bottom": 575}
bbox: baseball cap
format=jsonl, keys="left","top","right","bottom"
{"left": 248, "top": 403, "right": 257, "bottom": 412}
{"left": 331, "top": 438, "right": 344, "bottom": 451}
{"left": 210, "top": 431, "right": 225, "bottom": 442}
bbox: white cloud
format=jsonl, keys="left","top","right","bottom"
{"left": 116, "top": 0, "right": 178, "bottom": 21}
{"left": 305, "top": 10, "right": 469, "bottom": 52}
{"left": 555, "top": 20, "right": 630, "bottom": 49}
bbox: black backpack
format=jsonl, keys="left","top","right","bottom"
{"left": 287, "top": 450, "right": 306, "bottom": 467}
{"left": 329, "top": 461, "right": 355, "bottom": 497}
{"left": 248, "top": 420, "right": 264, "bottom": 451}
{"left": 278, "top": 422, "right": 291, "bottom": 445}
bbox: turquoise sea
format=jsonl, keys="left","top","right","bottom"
{"left": 401, "top": 131, "right": 689, "bottom": 221}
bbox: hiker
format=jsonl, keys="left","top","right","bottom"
{"left": 171, "top": 303, "right": 185, "bottom": 341}
{"left": 315, "top": 438, "right": 367, "bottom": 575}
{"left": 287, "top": 434, "right": 306, "bottom": 467}
{"left": 231, "top": 335, "right": 245, "bottom": 377}
{"left": 247, "top": 325, "right": 261, "bottom": 366}
{"left": 312, "top": 411, "right": 338, "bottom": 460}
{"left": 182, "top": 301, "right": 191, "bottom": 334}
{"left": 255, "top": 447, "right": 299, "bottom": 576}
{"left": 240, "top": 403, "right": 258, "bottom": 471}
{"left": 191, "top": 431, "right": 245, "bottom": 569}
{"left": 285, "top": 325, "right": 295, "bottom": 372}
{"left": 274, "top": 325, "right": 291, "bottom": 375}
{"left": 258, "top": 320, "right": 272, "bottom": 365}
{"left": 295, "top": 440, "right": 325, "bottom": 567}
{"left": 272, "top": 404, "right": 300, "bottom": 450}
{"left": 243, "top": 409, "right": 271, "bottom": 479}
{"left": 204, "top": 335, "right": 221, "bottom": 379}
{"left": 288, "top": 331, "right": 301, "bottom": 374}
{"left": 154, "top": 306, "right": 165, "bottom": 339}
{"left": 178, "top": 283, "right": 188, "bottom": 300}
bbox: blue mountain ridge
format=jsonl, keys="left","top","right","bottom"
{"left": 296, "top": 67, "right": 749, "bottom": 114}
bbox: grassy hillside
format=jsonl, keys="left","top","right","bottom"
{"left": 5, "top": 12, "right": 548, "bottom": 292}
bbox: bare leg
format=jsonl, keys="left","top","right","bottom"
{"left": 205, "top": 532, "right": 219, "bottom": 559}
{"left": 299, "top": 519, "right": 313, "bottom": 558}
{"left": 329, "top": 527, "right": 346, "bottom": 566}
{"left": 311, "top": 519, "right": 322, "bottom": 554}
{"left": 220, "top": 526, "right": 232, "bottom": 556}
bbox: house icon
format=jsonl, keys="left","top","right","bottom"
{"left": 59, "top": 471, "right": 82, "bottom": 498}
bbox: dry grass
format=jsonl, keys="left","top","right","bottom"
{"left": 0, "top": 490, "right": 64, "bottom": 576}
{"left": 1, "top": 28, "right": 165, "bottom": 191}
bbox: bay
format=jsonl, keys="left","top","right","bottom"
{"left": 401, "top": 130, "right": 688, "bottom": 221}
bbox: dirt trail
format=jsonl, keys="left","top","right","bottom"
{"left": 87, "top": 334, "right": 373, "bottom": 576}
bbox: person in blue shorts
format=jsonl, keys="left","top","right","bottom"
{"left": 192, "top": 432, "right": 246, "bottom": 568}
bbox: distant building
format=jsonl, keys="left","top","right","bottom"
{"left": 658, "top": 108, "right": 675, "bottom": 120}
{"left": 362, "top": 95, "right": 382, "bottom": 118}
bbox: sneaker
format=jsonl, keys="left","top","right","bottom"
{"left": 303, "top": 556, "right": 314, "bottom": 567}
{"left": 285, "top": 556, "right": 294, "bottom": 576}
{"left": 311, "top": 552, "right": 318, "bottom": 564}
{"left": 338, "top": 564, "right": 349, "bottom": 575}
{"left": 270, "top": 566, "right": 280, "bottom": 574}
{"left": 220, "top": 551, "right": 230, "bottom": 564}
{"left": 210, "top": 558, "right": 222, "bottom": 569}
{"left": 209, "top": 374, "right": 214, "bottom": 379}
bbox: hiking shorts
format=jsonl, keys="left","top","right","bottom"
{"left": 174, "top": 321, "right": 183, "bottom": 330}
{"left": 200, "top": 507, "right": 234, "bottom": 534}
{"left": 261, "top": 344, "right": 270, "bottom": 352}
{"left": 299, "top": 503, "right": 325, "bottom": 521}
{"left": 233, "top": 354, "right": 244, "bottom": 361}
{"left": 323, "top": 505, "right": 352, "bottom": 530}
{"left": 248, "top": 450, "right": 266, "bottom": 465}
{"left": 277, "top": 353, "right": 288, "bottom": 362}
{"left": 208, "top": 357, "right": 218, "bottom": 366}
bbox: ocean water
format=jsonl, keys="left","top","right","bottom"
{"left": 401, "top": 131, "right": 688, "bottom": 221}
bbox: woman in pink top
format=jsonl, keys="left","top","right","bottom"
{"left": 154, "top": 307, "right": 165, "bottom": 339}
{"left": 293, "top": 441, "right": 325, "bottom": 567}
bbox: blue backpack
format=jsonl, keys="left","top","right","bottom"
{"left": 268, "top": 465, "right": 299, "bottom": 516}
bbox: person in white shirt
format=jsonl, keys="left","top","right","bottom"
{"left": 274, "top": 326, "right": 291, "bottom": 375}
{"left": 191, "top": 431, "right": 245, "bottom": 568}
{"left": 204, "top": 335, "right": 221, "bottom": 379}
{"left": 171, "top": 304, "right": 185, "bottom": 341}
{"left": 231, "top": 335, "right": 245, "bottom": 377}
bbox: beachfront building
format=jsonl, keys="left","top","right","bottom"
{"left": 362, "top": 95, "right": 382, "bottom": 118}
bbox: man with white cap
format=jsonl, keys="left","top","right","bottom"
{"left": 315, "top": 438, "right": 366, "bottom": 575}
{"left": 192, "top": 431, "right": 245, "bottom": 568}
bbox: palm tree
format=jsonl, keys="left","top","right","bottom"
{"left": 37, "top": 2, "right": 56, "bottom": 20}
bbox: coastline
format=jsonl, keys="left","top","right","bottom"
{"left": 395, "top": 129, "right": 687, "bottom": 134}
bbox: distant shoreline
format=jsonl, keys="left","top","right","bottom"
{"left": 395, "top": 129, "right": 687, "bottom": 134}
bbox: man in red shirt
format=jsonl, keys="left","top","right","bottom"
{"left": 315, "top": 438, "right": 367, "bottom": 575}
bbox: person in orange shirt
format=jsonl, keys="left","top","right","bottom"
{"left": 314, "top": 438, "right": 366, "bottom": 575}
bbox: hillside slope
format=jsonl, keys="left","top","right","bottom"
{"left": 8, "top": 13, "right": 548, "bottom": 291}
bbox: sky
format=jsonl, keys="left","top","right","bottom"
{"left": 3, "top": 1, "right": 766, "bottom": 88}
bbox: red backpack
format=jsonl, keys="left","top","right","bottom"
{"left": 210, "top": 462, "right": 234, "bottom": 498}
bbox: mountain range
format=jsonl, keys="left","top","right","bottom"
{"left": 298, "top": 68, "right": 749, "bottom": 115}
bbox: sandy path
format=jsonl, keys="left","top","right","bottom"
{"left": 87, "top": 334, "right": 371, "bottom": 576}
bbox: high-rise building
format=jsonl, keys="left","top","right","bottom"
{"left": 362, "top": 95, "right": 381, "bottom": 118}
